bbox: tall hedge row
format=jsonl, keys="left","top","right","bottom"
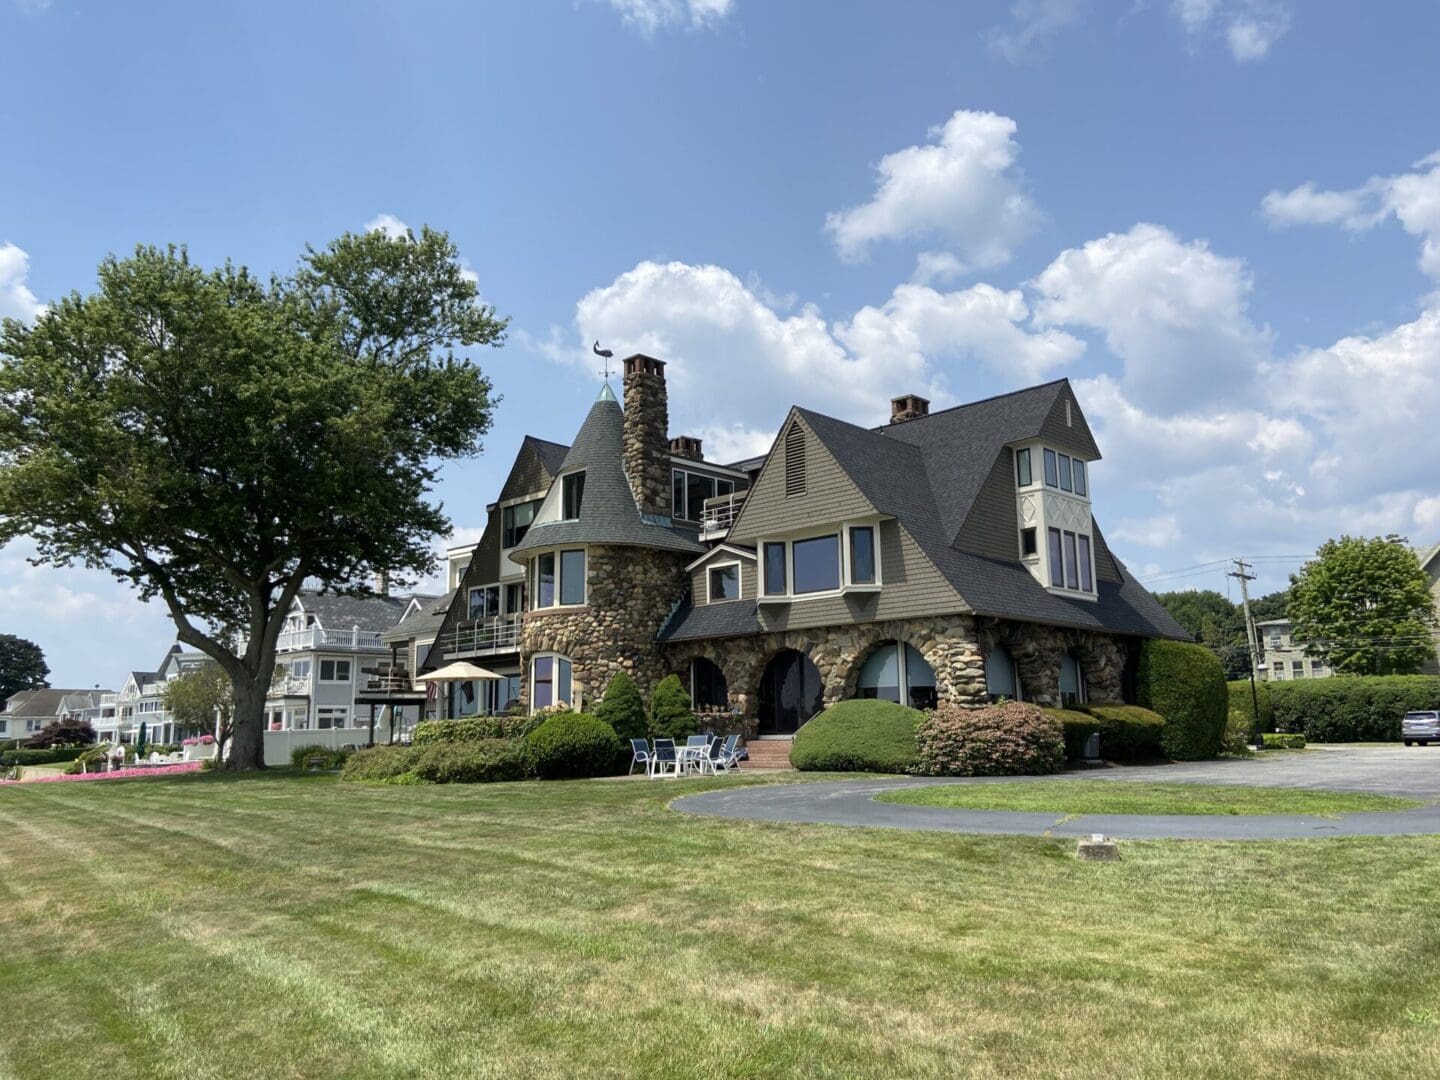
{"left": 1137, "top": 639, "right": 1229, "bottom": 760}
{"left": 1226, "top": 679, "right": 1274, "bottom": 734}
{"left": 1269, "top": 676, "right": 1440, "bottom": 742}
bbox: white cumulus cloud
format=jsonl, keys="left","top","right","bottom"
{"left": 1172, "top": 0, "right": 1292, "bottom": 61}
{"left": 824, "top": 110, "right": 1040, "bottom": 273}
{"left": 364, "top": 213, "right": 411, "bottom": 240}
{"left": 0, "top": 242, "right": 45, "bottom": 324}
{"left": 985, "top": 0, "right": 1085, "bottom": 63}
{"left": 602, "top": 0, "right": 733, "bottom": 36}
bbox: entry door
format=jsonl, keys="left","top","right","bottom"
{"left": 758, "top": 650, "right": 823, "bottom": 735}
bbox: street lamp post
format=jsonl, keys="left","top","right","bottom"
{"left": 1249, "top": 649, "right": 1266, "bottom": 751}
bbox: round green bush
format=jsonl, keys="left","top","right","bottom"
{"left": 790, "top": 699, "right": 922, "bottom": 772}
{"left": 413, "top": 714, "right": 541, "bottom": 745}
{"left": 913, "top": 701, "right": 1065, "bottom": 777}
{"left": 410, "top": 740, "right": 527, "bottom": 784}
{"left": 341, "top": 744, "right": 421, "bottom": 783}
{"left": 647, "top": 674, "right": 697, "bottom": 741}
{"left": 594, "top": 671, "right": 648, "bottom": 743}
{"left": 1138, "top": 639, "right": 1228, "bottom": 760}
{"left": 523, "top": 711, "right": 623, "bottom": 780}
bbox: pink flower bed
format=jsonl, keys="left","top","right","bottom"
{"left": 2, "top": 762, "right": 204, "bottom": 785}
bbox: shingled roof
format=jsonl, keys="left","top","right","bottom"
{"left": 298, "top": 591, "right": 409, "bottom": 631}
{"left": 661, "top": 379, "right": 1186, "bottom": 643}
{"left": 511, "top": 385, "right": 705, "bottom": 557}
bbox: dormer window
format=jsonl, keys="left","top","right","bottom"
{"left": 707, "top": 563, "right": 740, "bottom": 602}
{"left": 561, "top": 471, "right": 585, "bottom": 520}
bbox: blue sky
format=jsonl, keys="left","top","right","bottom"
{"left": 4, "top": 0, "right": 1440, "bottom": 687}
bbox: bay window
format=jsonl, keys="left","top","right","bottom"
{"left": 535, "top": 552, "right": 556, "bottom": 607}
{"left": 532, "top": 549, "right": 586, "bottom": 608}
{"left": 1063, "top": 531, "right": 1079, "bottom": 589}
{"left": 763, "top": 542, "right": 787, "bottom": 596}
{"left": 1016, "top": 447, "right": 1032, "bottom": 487}
{"left": 530, "top": 654, "right": 573, "bottom": 712}
{"left": 849, "top": 525, "right": 876, "bottom": 585}
{"left": 792, "top": 534, "right": 840, "bottom": 594}
{"left": 1058, "top": 453, "right": 1072, "bottom": 492}
{"left": 761, "top": 522, "right": 884, "bottom": 600}
{"left": 1043, "top": 448, "right": 1059, "bottom": 487}
{"left": 1072, "top": 459, "right": 1087, "bottom": 497}
{"left": 1078, "top": 535, "right": 1093, "bottom": 591}
{"left": 559, "top": 549, "right": 586, "bottom": 606}
{"left": 1047, "top": 528, "right": 1064, "bottom": 587}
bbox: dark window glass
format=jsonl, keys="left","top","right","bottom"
{"left": 672, "top": 470, "right": 686, "bottom": 517}
{"left": 1058, "top": 454, "right": 1072, "bottom": 492}
{"left": 763, "top": 542, "right": 787, "bottom": 595}
{"left": 562, "top": 472, "right": 585, "bottom": 519}
{"left": 1048, "top": 528, "right": 1064, "bottom": 586}
{"left": 1021, "top": 527, "right": 1037, "bottom": 557}
{"left": 708, "top": 564, "right": 739, "bottom": 601}
{"left": 1064, "top": 531, "right": 1079, "bottom": 589}
{"left": 504, "top": 582, "right": 524, "bottom": 614}
{"left": 1016, "top": 448, "right": 1032, "bottom": 487}
{"left": 686, "top": 473, "right": 715, "bottom": 522}
{"left": 717, "top": 479, "right": 735, "bottom": 497}
{"left": 1043, "top": 448, "right": 1058, "bottom": 487}
{"left": 1078, "top": 534, "right": 1093, "bottom": 591}
{"left": 503, "top": 500, "right": 539, "bottom": 548}
{"left": 792, "top": 534, "right": 840, "bottom": 594}
{"left": 1072, "top": 459, "right": 1087, "bottom": 496}
{"left": 559, "top": 549, "right": 586, "bottom": 605}
{"left": 536, "top": 552, "right": 556, "bottom": 608}
{"left": 849, "top": 526, "right": 876, "bottom": 584}
{"left": 691, "top": 658, "right": 728, "bottom": 710}
{"left": 532, "top": 655, "right": 553, "bottom": 709}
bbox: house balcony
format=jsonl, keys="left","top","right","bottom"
{"left": 267, "top": 675, "right": 312, "bottom": 699}
{"left": 439, "top": 616, "right": 522, "bottom": 660}
{"left": 355, "top": 667, "right": 428, "bottom": 706}
{"left": 267, "top": 628, "right": 389, "bottom": 654}
{"left": 700, "top": 490, "right": 746, "bottom": 540}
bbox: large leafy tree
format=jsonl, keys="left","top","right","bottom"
{"left": 1288, "top": 535, "right": 1438, "bottom": 675}
{"left": 0, "top": 229, "right": 505, "bottom": 769}
{"left": 1153, "top": 590, "right": 1250, "bottom": 679}
{"left": 0, "top": 633, "right": 49, "bottom": 705}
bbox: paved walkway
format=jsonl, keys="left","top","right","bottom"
{"left": 674, "top": 745, "right": 1440, "bottom": 840}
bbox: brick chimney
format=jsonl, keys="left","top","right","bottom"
{"left": 890, "top": 394, "right": 930, "bottom": 424}
{"left": 669, "top": 435, "right": 704, "bottom": 461}
{"left": 622, "top": 354, "right": 672, "bottom": 516}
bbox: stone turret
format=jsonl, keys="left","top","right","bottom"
{"left": 622, "top": 354, "right": 672, "bottom": 517}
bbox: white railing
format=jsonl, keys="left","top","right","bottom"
{"left": 268, "top": 675, "right": 312, "bottom": 698}
{"left": 700, "top": 490, "right": 747, "bottom": 538}
{"left": 362, "top": 672, "right": 421, "bottom": 694}
{"left": 441, "top": 616, "right": 522, "bottom": 658}
{"left": 272, "top": 627, "right": 389, "bottom": 653}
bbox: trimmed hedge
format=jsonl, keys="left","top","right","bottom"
{"left": 289, "top": 744, "right": 350, "bottom": 770}
{"left": 1045, "top": 705, "right": 1166, "bottom": 762}
{"left": 790, "top": 700, "right": 922, "bottom": 773}
{"left": 1138, "top": 639, "right": 1228, "bottom": 760}
{"left": 1270, "top": 676, "right": 1440, "bottom": 742}
{"left": 341, "top": 745, "right": 421, "bottom": 783}
{"left": 1263, "top": 732, "right": 1306, "bottom": 750}
{"left": 594, "top": 672, "right": 648, "bottom": 743}
{"left": 412, "top": 714, "right": 541, "bottom": 746}
{"left": 1227, "top": 678, "right": 1274, "bottom": 734}
{"left": 2, "top": 745, "right": 89, "bottom": 767}
{"left": 524, "top": 711, "right": 623, "bottom": 779}
{"left": 340, "top": 740, "right": 528, "bottom": 784}
{"left": 914, "top": 701, "right": 1065, "bottom": 777}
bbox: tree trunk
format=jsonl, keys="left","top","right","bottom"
{"left": 225, "top": 673, "right": 269, "bottom": 771}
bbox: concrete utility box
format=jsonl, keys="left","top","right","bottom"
{"left": 1077, "top": 835, "right": 1120, "bottom": 861}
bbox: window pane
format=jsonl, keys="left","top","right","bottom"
{"left": 1058, "top": 454, "right": 1072, "bottom": 492}
{"left": 1016, "top": 448, "right": 1032, "bottom": 487}
{"left": 1078, "top": 535, "right": 1093, "bottom": 592}
{"left": 1072, "top": 459, "right": 1087, "bottom": 496}
{"left": 469, "top": 588, "right": 485, "bottom": 619}
{"left": 1043, "top": 448, "right": 1058, "bottom": 487}
{"left": 504, "top": 583, "right": 523, "bottom": 614}
{"left": 1064, "top": 531, "right": 1079, "bottom": 589}
{"left": 792, "top": 534, "right": 840, "bottom": 594}
{"left": 1048, "top": 529, "right": 1064, "bottom": 586}
{"left": 904, "top": 645, "right": 937, "bottom": 710}
{"left": 717, "top": 479, "right": 734, "bottom": 496}
{"left": 557, "top": 658, "right": 572, "bottom": 705}
{"left": 687, "top": 474, "right": 715, "bottom": 523}
{"left": 537, "top": 552, "right": 556, "bottom": 607}
{"left": 559, "top": 549, "right": 585, "bottom": 605}
{"left": 985, "top": 647, "right": 1017, "bottom": 701}
{"left": 672, "top": 471, "right": 686, "bottom": 517}
{"left": 1021, "top": 527, "right": 1037, "bottom": 557}
{"left": 532, "top": 656, "right": 553, "bottom": 710}
{"left": 709, "top": 564, "right": 739, "bottom": 601}
{"left": 763, "top": 542, "right": 787, "bottom": 595}
{"left": 858, "top": 643, "right": 900, "bottom": 703}
{"left": 849, "top": 526, "right": 876, "bottom": 584}
{"left": 562, "top": 472, "right": 585, "bottom": 519}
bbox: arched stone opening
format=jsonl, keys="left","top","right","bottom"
{"left": 757, "top": 648, "right": 824, "bottom": 736}
{"left": 848, "top": 640, "right": 939, "bottom": 710}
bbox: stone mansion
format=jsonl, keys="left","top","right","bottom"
{"left": 413, "top": 354, "right": 1187, "bottom": 740}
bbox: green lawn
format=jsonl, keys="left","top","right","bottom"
{"left": 3, "top": 771, "right": 1440, "bottom": 1078}
{"left": 876, "top": 780, "right": 1422, "bottom": 817}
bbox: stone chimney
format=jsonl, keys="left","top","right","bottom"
{"left": 669, "top": 435, "right": 704, "bottom": 461}
{"left": 622, "top": 354, "right": 672, "bottom": 516}
{"left": 890, "top": 393, "right": 930, "bottom": 424}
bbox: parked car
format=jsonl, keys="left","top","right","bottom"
{"left": 1401, "top": 710, "right": 1440, "bottom": 746}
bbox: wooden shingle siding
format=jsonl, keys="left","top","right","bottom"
{"left": 499, "top": 441, "right": 556, "bottom": 503}
{"left": 956, "top": 447, "right": 1020, "bottom": 561}
{"left": 755, "top": 521, "right": 965, "bottom": 632}
{"left": 1091, "top": 525, "right": 1125, "bottom": 584}
{"left": 729, "top": 417, "right": 874, "bottom": 543}
{"left": 1038, "top": 387, "right": 1101, "bottom": 461}
{"left": 688, "top": 549, "right": 758, "bottom": 602}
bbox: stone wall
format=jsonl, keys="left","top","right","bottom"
{"left": 661, "top": 614, "right": 1132, "bottom": 733}
{"left": 621, "top": 356, "right": 671, "bottom": 517}
{"left": 519, "top": 543, "right": 688, "bottom": 710}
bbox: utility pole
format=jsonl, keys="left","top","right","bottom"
{"left": 1228, "top": 558, "right": 1265, "bottom": 751}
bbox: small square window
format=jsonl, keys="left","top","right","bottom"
{"left": 708, "top": 564, "right": 740, "bottom": 601}
{"left": 1021, "top": 527, "right": 1037, "bottom": 557}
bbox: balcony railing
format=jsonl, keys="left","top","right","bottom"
{"left": 700, "top": 490, "right": 747, "bottom": 539}
{"left": 268, "top": 675, "right": 312, "bottom": 698}
{"left": 271, "top": 627, "right": 389, "bottom": 653}
{"left": 440, "top": 616, "right": 522, "bottom": 659}
{"left": 361, "top": 671, "right": 423, "bottom": 695}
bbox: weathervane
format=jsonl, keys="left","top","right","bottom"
{"left": 593, "top": 340, "right": 614, "bottom": 380}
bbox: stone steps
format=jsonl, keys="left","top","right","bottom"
{"left": 741, "top": 740, "right": 794, "bottom": 770}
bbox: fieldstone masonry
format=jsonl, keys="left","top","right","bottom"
{"left": 621, "top": 355, "right": 672, "bottom": 517}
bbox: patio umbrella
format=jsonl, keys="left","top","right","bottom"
{"left": 136, "top": 720, "right": 148, "bottom": 758}
{"left": 412, "top": 662, "right": 502, "bottom": 683}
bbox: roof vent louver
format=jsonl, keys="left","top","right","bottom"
{"left": 784, "top": 422, "right": 806, "bottom": 497}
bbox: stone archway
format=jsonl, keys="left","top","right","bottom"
{"left": 756, "top": 649, "right": 824, "bottom": 735}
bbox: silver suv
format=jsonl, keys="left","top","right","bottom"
{"left": 1402, "top": 711, "right": 1440, "bottom": 746}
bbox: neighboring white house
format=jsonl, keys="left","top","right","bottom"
{"left": 103, "top": 645, "right": 209, "bottom": 745}
{"left": 1257, "top": 618, "right": 1333, "bottom": 682}
{"left": 1, "top": 688, "right": 112, "bottom": 742}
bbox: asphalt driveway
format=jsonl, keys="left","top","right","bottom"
{"left": 673, "top": 744, "right": 1440, "bottom": 840}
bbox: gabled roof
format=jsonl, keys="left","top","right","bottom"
{"left": 2, "top": 688, "right": 104, "bottom": 718}
{"left": 528, "top": 436, "right": 571, "bottom": 478}
{"left": 511, "top": 391, "right": 705, "bottom": 557}
{"left": 298, "top": 591, "right": 409, "bottom": 631}
{"left": 382, "top": 590, "right": 457, "bottom": 642}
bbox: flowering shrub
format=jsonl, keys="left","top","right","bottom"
{"left": 180, "top": 735, "right": 215, "bottom": 747}
{"left": 0, "top": 762, "right": 203, "bottom": 785}
{"left": 913, "top": 701, "right": 1065, "bottom": 777}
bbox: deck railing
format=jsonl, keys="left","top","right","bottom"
{"left": 268, "top": 627, "right": 389, "bottom": 653}
{"left": 439, "top": 616, "right": 522, "bottom": 658}
{"left": 700, "top": 490, "right": 747, "bottom": 538}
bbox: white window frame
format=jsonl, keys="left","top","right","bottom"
{"left": 530, "top": 547, "right": 587, "bottom": 610}
{"left": 318, "top": 658, "right": 352, "bottom": 684}
{"left": 671, "top": 467, "right": 737, "bottom": 524}
{"left": 468, "top": 583, "right": 501, "bottom": 621}
{"left": 316, "top": 707, "right": 348, "bottom": 730}
{"left": 706, "top": 560, "right": 743, "bottom": 604}
{"left": 560, "top": 470, "right": 585, "bottom": 521}
{"left": 757, "top": 519, "right": 884, "bottom": 603}
{"left": 529, "top": 652, "right": 578, "bottom": 713}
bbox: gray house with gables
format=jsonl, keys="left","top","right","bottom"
{"left": 417, "top": 353, "right": 1185, "bottom": 742}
